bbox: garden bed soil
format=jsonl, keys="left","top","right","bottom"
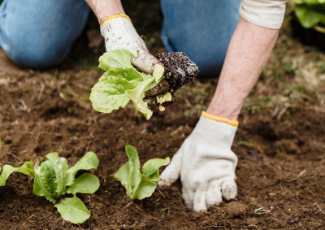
{"left": 1, "top": 47, "right": 325, "bottom": 229}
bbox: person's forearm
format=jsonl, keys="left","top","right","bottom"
{"left": 207, "top": 17, "right": 279, "bottom": 121}
{"left": 85, "top": 0, "right": 125, "bottom": 23}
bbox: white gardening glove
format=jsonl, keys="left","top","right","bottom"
{"left": 100, "top": 14, "right": 162, "bottom": 74}
{"left": 158, "top": 112, "right": 238, "bottom": 212}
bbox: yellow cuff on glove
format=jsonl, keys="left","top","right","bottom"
{"left": 202, "top": 111, "right": 239, "bottom": 127}
{"left": 100, "top": 14, "right": 131, "bottom": 28}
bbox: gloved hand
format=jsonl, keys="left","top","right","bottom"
{"left": 100, "top": 14, "right": 170, "bottom": 107}
{"left": 158, "top": 112, "right": 238, "bottom": 212}
{"left": 101, "top": 14, "right": 163, "bottom": 74}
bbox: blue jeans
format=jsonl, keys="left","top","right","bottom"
{"left": 0, "top": 0, "right": 241, "bottom": 74}
{"left": 0, "top": 0, "right": 90, "bottom": 69}
{"left": 161, "top": 0, "right": 241, "bottom": 76}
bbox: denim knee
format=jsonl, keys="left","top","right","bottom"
{"left": 0, "top": 0, "right": 90, "bottom": 69}
{"left": 3, "top": 37, "right": 71, "bottom": 69}
{"left": 160, "top": 0, "right": 242, "bottom": 77}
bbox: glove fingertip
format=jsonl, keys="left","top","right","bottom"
{"left": 221, "top": 179, "right": 237, "bottom": 201}
{"left": 193, "top": 190, "right": 207, "bottom": 212}
{"left": 158, "top": 170, "right": 179, "bottom": 188}
{"left": 158, "top": 148, "right": 183, "bottom": 187}
{"left": 157, "top": 178, "right": 171, "bottom": 188}
{"left": 206, "top": 188, "right": 222, "bottom": 207}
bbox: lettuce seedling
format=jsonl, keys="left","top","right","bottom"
{"left": 295, "top": 0, "right": 325, "bottom": 28}
{"left": 0, "top": 138, "right": 33, "bottom": 186}
{"left": 0, "top": 162, "right": 33, "bottom": 186}
{"left": 114, "top": 145, "right": 169, "bottom": 200}
{"left": 90, "top": 49, "right": 165, "bottom": 120}
{"left": 0, "top": 152, "right": 100, "bottom": 224}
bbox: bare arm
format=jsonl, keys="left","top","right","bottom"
{"left": 207, "top": 17, "right": 279, "bottom": 121}
{"left": 85, "top": 0, "right": 125, "bottom": 23}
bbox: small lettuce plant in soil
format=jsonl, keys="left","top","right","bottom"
{"left": 0, "top": 150, "right": 100, "bottom": 224}
{"left": 90, "top": 49, "right": 170, "bottom": 120}
{"left": 295, "top": 0, "right": 325, "bottom": 28}
{"left": 114, "top": 145, "right": 169, "bottom": 200}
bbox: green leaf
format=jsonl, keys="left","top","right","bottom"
{"left": 156, "top": 92, "right": 172, "bottom": 104}
{"left": 98, "top": 49, "right": 133, "bottom": 71}
{"left": 114, "top": 162, "right": 131, "bottom": 196}
{"left": 20, "top": 161, "right": 35, "bottom": 174}
{"left": 133, "top": 175, "right": 157, "bottom": 200}
{"left": 91, "top": 67, "right": 149, "bottom": 114}
{"left": 0, "top": 162, "right": 33, "bottom": 186}
{"left": 46, "top": 153, "right": 69, "bottom": 174}
{"left": 114, "top": 145, "right": 160, "bottom": 200}
{"left": 66, "top": 173, "right": 100, "bottom": 195}
{"left": 90, "top": 76, "right": 136, "bottom": 113}
{"left": 295, "top": 1, "right": 325, "bottom": 28}
{"left": 295, "top": 0, "right": 324, "bottom": 4}
{"left": 100, "top": 68, "right": 144, "bottom": 83}
{"left": 40, "top": 161, "right": 58, "bottom": 196}
{"left": 32, "top": 152, "right": 99, "bottom": 204}
{"left": 0, "top": 160, "right": 56, "bottom": 203}
{"left": 45, "top": 152, "right": 69, "bottom": 198}
{"left": 153, "top": 64, "right": 165, "bottom": 82}
{"left": 55, "top": 195, "right": 91, "bottom": 224}
{"left": 125, "top": 77, "right": 156, "bottom": 119}
{"left": 91, "top": 49, "right": 163, "bottom": 120}
{"left": 65, "top": 152, "right": 99, "bottom": 186}
{"left": 142, "top": 157, "right": 170, "bottom": 181}
{"left": 22, "top": 161, "right": 36, "bottom": 178}
{"left": 124, "top": 145, "right": 142, "bottom": 198}
{"left": 33, "top": 166, "right": 56, "bottom": 203}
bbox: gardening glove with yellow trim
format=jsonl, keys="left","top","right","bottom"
{"left": 100, "top": 14, "right": 164, "bottom": 75}
{"left": 158, "top": 112, "right": 238, "bottom": 212}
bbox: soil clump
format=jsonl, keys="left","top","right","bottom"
{"left": 155, "top": 52, "right": 199, "bottom": 93}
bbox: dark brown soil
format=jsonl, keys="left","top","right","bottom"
{"left": 1, "top": 1, "right": 325, "bottom": 228}
{"left": 1, "top": 46, "right": 325, "bottom": 229}
{"left": 145, "top": 80, "right": 170, "bottom": 97}
{"left": 155, "top": 52, "right": 199, "bottom": 93}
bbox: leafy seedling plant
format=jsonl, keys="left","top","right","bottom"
{"left": 295, "top": 0, "right": 325, "bottom": 28}
{"left": 114, "top": 145, "right": 169, "bottom": 200}
{"left": 0, "top": 151, "right": 100, "bottom": 224}
{"left": 0, "top": 139, "right": 30, "bottom": 186}
{"left": 90, "top": 49, "right": 171, "bottom": 120}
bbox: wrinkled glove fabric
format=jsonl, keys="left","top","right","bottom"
{"left": 159, "top": 113, "right": 238, "bottom": 212}
{"left": 100, "top": 14, "right": 162, "bottom": 74}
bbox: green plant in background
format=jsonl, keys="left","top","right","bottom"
{"left": 0, "top": 151, "right": 100, "bottom": 224}
{"left": 90, "top": 49, "right": 168, "bottom": 120}
{"left": 295, "top": 0, "right": 325, "bottom": 28}
{"left": 114, "top": 145, "right": 169, "bottom": 200}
